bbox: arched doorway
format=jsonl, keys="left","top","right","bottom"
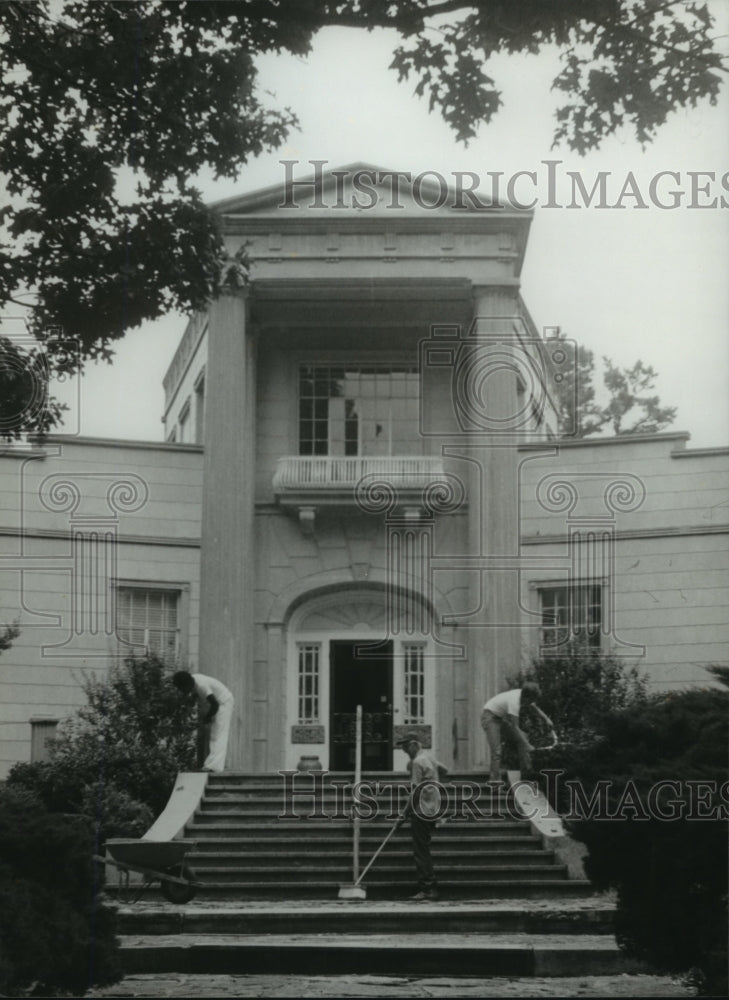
{"left": 285, "top": 586, "right": 435, "bottom": 771}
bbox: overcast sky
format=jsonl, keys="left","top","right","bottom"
{"left": 51, "top": 13, "right": 729, "bottom": 448}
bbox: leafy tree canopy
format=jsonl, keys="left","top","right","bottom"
{"left": 0, "top": 0, "right": 725, "bottom": 435}
{"left": 550, "top": 334, "right": 677, "bottom": 436}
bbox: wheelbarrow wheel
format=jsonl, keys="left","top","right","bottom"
{"left": 160, "top": 863, "right": 196, "bottom": 904}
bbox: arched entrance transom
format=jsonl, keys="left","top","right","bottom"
{"left": 284, "top": 585, "right": 436, "bottom": 771}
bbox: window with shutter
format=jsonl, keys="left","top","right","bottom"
{"left": 116, "top": 586, "right": 180, "bottom": 659}
{"left": 539, "top": 582, "right": 602, "bottom": 651}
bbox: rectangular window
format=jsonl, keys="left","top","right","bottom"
{"left": 178, "top": 399, "right": 191, "bottom": 444}
{"left": 298, "top": 364, "right": 420, "bottom": 457}
{"left": 403, "top": 644, "right": 425, "bottom": 724}
{"left": 194, "top": 372, "right": 205, "bottom": 444}
{"left": 539, "top": 583, "right": 602, "bottom": 650}
{"left": 297, "top": 643, "right": 320, "bottom": 723}
{"left": 116, "top": 587, "right": 180, "bottom": 660}
{"left": 30, "top": 718, "right": 58, "bottom": 763}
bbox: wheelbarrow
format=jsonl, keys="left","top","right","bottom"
{"left": 96, "top": 838, "right": 202, "bottom": 904}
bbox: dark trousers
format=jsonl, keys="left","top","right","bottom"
{"left": 410, "top": 814, "right": 437, "bottom": 892}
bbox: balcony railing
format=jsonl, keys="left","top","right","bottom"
{"left": 273, "top": 456, "right": 456, "bottom": 532}
{"left": 273, "top": 455, "right": 447, "bottom": 493}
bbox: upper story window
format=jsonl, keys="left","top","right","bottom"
{"left": 298, "top": 365, "right": 420, "bottom": 457}
{"left": 194, "top": 371, "right": 205, "bottom": 445}
{"left": 178, "top": 399, "right": 191, "bottom": 444}
{"left": 539, "top": 582, "right": 602, "bottom": 651}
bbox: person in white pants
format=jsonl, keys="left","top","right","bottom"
{"left": 173, "top": 671, "right": 234, "bottom": 772}
{"left": 480, "top": 682, "right": 555, "bottom": 781}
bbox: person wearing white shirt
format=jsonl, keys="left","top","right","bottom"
{"left": 481, "top": 682, "right": 555, "bottom": 781}
{"left": 173, "top": 671, "right": 234, "bottom": 772}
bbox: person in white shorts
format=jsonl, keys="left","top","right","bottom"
{"left": 173, "top": 671, "right": 234, "bottom": 772}
{"left": 480, "top": 682, "right": 555, "bottom": 781}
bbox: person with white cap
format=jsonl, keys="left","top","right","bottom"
{"left": 395, "top": 732, "right": 448, "bottom": 901}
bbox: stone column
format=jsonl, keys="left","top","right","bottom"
{"left": 198, "top": 290, "right": 256, "bottom": 770}
{"left": 464, "top": 285, "right": 522, "bottom": 768}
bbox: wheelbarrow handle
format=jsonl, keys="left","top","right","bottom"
{"left": 93, "top": 854, "right": 202, "bottom": 888}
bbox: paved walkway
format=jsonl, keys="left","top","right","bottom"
{"left": 87, "top": 971, "right": 695, "bottom": 997}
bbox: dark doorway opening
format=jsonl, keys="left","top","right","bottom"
{"left": 330, "top": 639, "right": 393, "bottom": 771}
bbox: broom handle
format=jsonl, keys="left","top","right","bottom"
{"left": 353, "top": 704, "right": 362, "bottom": 883}
{"left": 355, "top": 815, "right": 403, "bottom": 887}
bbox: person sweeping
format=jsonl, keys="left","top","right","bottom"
{"left": 396, "top": 732, "right": 448, "bottom": 902}
{"left": 480, "top": 682, "right": 556, "bottom": 782}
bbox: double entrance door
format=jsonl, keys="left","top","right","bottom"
{"left": 329, "top": 639, "right": 392, "bottom": 771}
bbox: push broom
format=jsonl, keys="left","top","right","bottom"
{"left": 338, "top": 707, "right": 406, "bottom": 900}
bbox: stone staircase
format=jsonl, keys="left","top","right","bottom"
{"left": 180, "top": 771, "right": 591, "bottom": 899}
{"left": 110, "top": 772, "right": 650, "bottom": 979}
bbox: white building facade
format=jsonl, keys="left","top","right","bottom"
{"left": 1, "top": 165, "right": 726, "bottom": 777}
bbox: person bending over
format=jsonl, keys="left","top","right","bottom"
{"left": 173, "top": 671, "right": 234, "bottom": 773}
{"left": 480, "top": 682, "right": 555, "bottom": 782}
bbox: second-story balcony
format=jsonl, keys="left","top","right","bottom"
{"left": 273, "top": 455, "right": 453, "bottom": 527}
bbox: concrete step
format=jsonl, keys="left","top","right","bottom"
{"left": 188, "top": 849, "right": 556, "bottom": 867}
{"left": 206, "top": 772, "right": 495, "bottom": 782}
{"left": 187, "top": 864, "right": 568, "bottom": 885}
{"left": 189, "top": 834, "right": 542, "bottom": 852}
{"left": 186, "top": 819, "right": 534, "bottom": 834}
{"left": 200, "top": 795, "right": 513, "bottom": 811}
{"left": 116, "top": 901, "right": 616, "bottom": 936}
{"left": 119, "top": 932, "right": 643, "bottom": 977}
{"left": 182, "top": 879, "right": 591, "bottom": 900}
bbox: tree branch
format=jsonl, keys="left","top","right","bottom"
{"left": 617, "top": 18, "right": 728, "bottom": 71}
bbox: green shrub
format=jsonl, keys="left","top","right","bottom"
{"left": 559, "top": 687, "right": 729, "bottom": 996}
{"left": 0, "top": 785, "right": 121, "bottom": 996}
{"left": 8, "top": 653, "right": 197, "bottom": 838}
{"left": 80, "top": 783, "right": 154, "bottom": 844}
{"left": 505, "top": 642, "right": 649, "bottom": 772}
{"left": 512, "top": 641, "right": 649, "bottom": 743}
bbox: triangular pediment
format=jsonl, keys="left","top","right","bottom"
{"left": 211, "top": 162, "right": 513, "bottom": 217}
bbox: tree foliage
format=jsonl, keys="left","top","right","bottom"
{"left": 0, "top": 0, "right": 725, "bottom": 435}
{"left": 563, "top": 686, "right": 729, "bottom": 996}
{"left": 7, "top": 653, "right": 198, "bottom": 842}
{"left": 601, "top": 357, "right": 678, "bottom": 435}
{"left": 0, "top": 621, "right": 20, "bottom": 654}
{"left": 550, "top": 334, "right": 677, "bottom": 437}
{"left": 512, "top": 647, "right": 728, "bottom": 994}
{"left": 508, "top": 641, "right": 649, "bottom": 757}
{"left": 0, "top": 785, "right": 122, "bottom": 997}
{"left": 0, "top": 625, "right": 120, "bottom": 997}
